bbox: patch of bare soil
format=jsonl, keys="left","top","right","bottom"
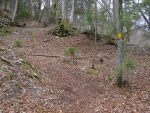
{"left": 0, "top": 27, "right": 150, "bottom": 113}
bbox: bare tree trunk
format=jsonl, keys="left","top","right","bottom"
{"left": 116, "top": 0, "right": 123, "bottom": 87}
{"left": 94, "top": 0, "right": 97, "bottom": 44}
{"left": 53, "top": 0, "right": 60, "bottom": 23}
{"left": 12, "top": 0, "right": 18, "bottom": 22}
{"left": 70, "top": 0, "right": 75, "bottom": 24}
{"left": 113, "top": 0, "right": 116, "bottom": 30}
{"left": 30, "top": 0, "right": 35, "bottom": 18}
{"left": 73, "top": 0, "right": 77, "bottom": 26}
{"left": 61, "top": 0, "right": 66, "bottom": 19}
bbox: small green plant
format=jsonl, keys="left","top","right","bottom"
{"left": 14, "top": 39, "right": 22, "bottom": 47}
{"left": 123, "top": 58, "right": 136, "bottom": 70}
{"left": 21, "top": 58, "right": 31, "bottom": 70}
{"left": 64, "top": 47, "right": 79, "bottom": 56}
{"left": 64, "top": 47, "right": 79, "bottom": 64}
{"left": 86, "top": 68, "right": 98, "bottom": 76}
{"left": 107, "top": 75, "right": 113, "bottom": 81}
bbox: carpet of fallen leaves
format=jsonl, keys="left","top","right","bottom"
{"left": 0, "top": 27, "right": 150, "bottom": 113}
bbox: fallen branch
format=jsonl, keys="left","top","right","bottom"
{"left": 0, "top": 56, "right": 15, "bottom": 67}
{"left": 20, "top": 51, "right": 94, "bottom": 59}
{"left": 31, "top": 54, "right": 95, "bottom": 60}
{"left": 30, "top": 54, "right": 60, "bottom": 58}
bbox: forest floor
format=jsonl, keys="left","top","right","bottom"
{"left": 0, "top": 26, "right": 150, "bottom": 113}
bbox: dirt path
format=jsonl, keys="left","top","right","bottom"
{"left": 0, "top": 27, "right": 150, "bottom": 113}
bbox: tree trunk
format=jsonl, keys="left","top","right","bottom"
{"left": 61, "top": 0, "right": 66, "bottom": 19}
{"left": 70, "top": 0, "right": 75, "bottom": 25}
{"left": 116, "top": 0, "right": 123, "bottom": 87}
{"left": 73, "top": 0, "right": 77, "bottom": 27}
{"left": 94, "top": 0, "right": 97, "bottom": 44}
{"left": 12, "top": 0, "right": 19, "bottom": 22}
{"left": 30, "top": 0, "right": 35, "bottom": 18}
{"left": 113, "top": 0, "right": 116, "bottom": 33}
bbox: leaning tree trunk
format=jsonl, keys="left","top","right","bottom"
{"left": 12, "top": 0, "right": 19, "bottom": 22}
{"left": 116, "top": 0, "right": 123, "bottom": 87}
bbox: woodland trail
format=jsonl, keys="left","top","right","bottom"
{"left": 0, "top": 27, "right": 150, "bottom": 113}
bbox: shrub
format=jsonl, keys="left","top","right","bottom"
{"left": 123, "top": 58, "right": 136, "bottom": 70}
{"left": 63, "top": 47, "right": 79, "bottom": 64}
{"left": 52, "top": 19, "right": 78, "bottom": 37}
{"left": 64, "top": 47, "right": 79, "bottom": 56}
{"left": 14, "top": 39, "right": 22, "bottom": 47}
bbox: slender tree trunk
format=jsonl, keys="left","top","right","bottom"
{"left": 73, "top": 0, "right": 77, "bottom": 27}
{"left": 94, "top": 0, "right": 97, "bottom": 44}
{"left": 53, "top": 0, "right": 60, "bottom": 23}
{"left": 30, "top": 0, "right": 35, "bottom": 18}
{"left": 37, "top": 0, "right": 42, "bottom": 21}
{"left": 116, "top": 0, "right": 123, "bottom": 87}
{"left": 12, "top": 0, "right": 19, "bottom": 22}
{"left": 70, "top": 0, "right": 75, "bottom": 24}
{"left": 113, "top": 0, "right": 116, "bottom": 33}
{"left": 61, "top": 0, "right": 66, "bottom": 19}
